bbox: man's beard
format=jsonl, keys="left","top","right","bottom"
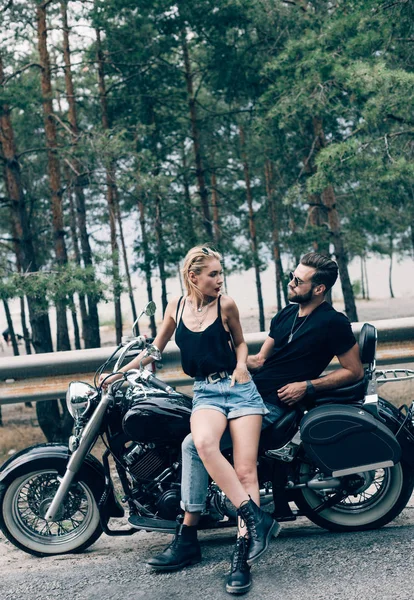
{"left": 288, "top": 287, "right": 314, "bottom": 304}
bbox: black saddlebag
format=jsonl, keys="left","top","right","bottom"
{"left": 300, "top": 404, "right": 401, "bottom": 477}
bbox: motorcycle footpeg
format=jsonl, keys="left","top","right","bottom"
{"left": 128, "top": 514, "right": 177, "bottom": 533}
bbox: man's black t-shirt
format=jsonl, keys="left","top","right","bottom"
{"left": 252, "top": 302, "right": 356, "bottom": 403}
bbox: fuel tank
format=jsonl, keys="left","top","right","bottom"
{"left": 122, "top": 389, "right": 192, "bottom": 443}
{"left": 300, "top": 404, "right": 401, "bottom": 477}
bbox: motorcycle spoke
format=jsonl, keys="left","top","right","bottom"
{"left": 69, "top": 517, "right": 82, "bottom": 529}
{"left": 56, "top": 522, "right": 71, "bottom": 535}
{"left": 10, "top": 472, "right": 94, "bottom": 540}
{"left": 304, "top": 467, "right": 393, "bottom": 515}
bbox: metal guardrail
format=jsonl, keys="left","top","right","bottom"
{"left": 0, "top": 317, "right": 413, "bottom": 406}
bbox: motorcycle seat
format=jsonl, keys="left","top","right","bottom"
{"left": 260, "top": 408, "right": 301, "bottom": 450}
{"left": 359, "top": 322, "right": 377, "bottom": 365}
{"left": 314, "top": 377, "right": 367, "bottom": 405}
{"left": 312, "top": 323, "right": 377, "bottom": 406}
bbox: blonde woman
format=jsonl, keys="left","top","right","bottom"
{"left": 101, "top": 247, "right": 279, "bottom": 594}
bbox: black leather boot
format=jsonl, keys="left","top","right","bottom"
{"left": 237, "top": 499, "right": 281, "bottom": 564}
{"left": 147, "top": 520, "right": 201, "bottom": 571}
{"left": 226, "top": 536, "right": 252, "bottom": 595}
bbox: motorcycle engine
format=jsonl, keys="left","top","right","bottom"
{"left": 123, "top": 443, "right": 181, "bottom": 520}
{"left": 124, "top": 443, "right": 166, "bottom": 480}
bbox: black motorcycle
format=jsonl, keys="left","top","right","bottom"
{"left": 1, "top": 302, "right": 414, "bottom": 556}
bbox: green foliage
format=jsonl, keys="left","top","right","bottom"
{"left": 1, "top": 0, "right": 414, "bottom": 336}
{"left": 0, "top": 266, "right": 106, "bottom": 305}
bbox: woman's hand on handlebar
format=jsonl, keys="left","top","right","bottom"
{"left": 98, "top": 372, "right": 124, "bottom": 390}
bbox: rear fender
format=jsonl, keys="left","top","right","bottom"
{"left": 364, "top": 400, "right": 414, "bottom": 469}
{"left": 0, "top": 443, "right": 124, "bottom": 518}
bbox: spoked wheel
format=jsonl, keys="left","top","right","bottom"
{"left": 294, "top": 461, "right": 414, "bottom": 532}
{"left": 0, "top": 469, "right": 105, "bottom": 556}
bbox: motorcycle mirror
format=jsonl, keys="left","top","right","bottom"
{"left": 132, "top": 302, "right": 157, "bottom": 337}
{"left": 144, "top": 301, "right": 156, "bottom": 317}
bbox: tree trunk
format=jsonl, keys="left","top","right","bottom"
{"left": 265, "top": 159, "right": 286, "bottom": 311}
{"left": 0, "top": 52, "right": 53, "bottom": 354}
{"left": 360, "top": 255, "right": 366, "bottom": 299}
{"left": 61, "top": 0, "right": 100, "bottom": 348}
{"left": 177, "top": 262, "right": 184, "bottom": 295}
{"left": 389, "top": 235, "right": 395, "bottom": 299}
{"left": 36, "top": 2, "right": 70, "bottom": 351}
{"left": 181, "top": 28, "right": 212, "bottom": 241}
{"left": 65, "top": 167, "right": 88, "bottom": 347}
{"left": 322, "top": 184, "right": 357, "bottom": 321}
{"left": 239, "top": 125, "right": 265, "bottom": 331}
{"left": 181, "top": 142, "right": 196, "bottom": 248}
{"left": 210, "top": 168, "right": 229, "bottom": 291}
{"left": 307, "top": 193, "right": 332, "bottom": 309}
{"left": 19, "top": 296, "right": 32, "bottom": 354}
{"left": 96, "top": 27, "right": 122, "bottom": 344}
{"left": 155, "top": 192, "right": 168, "bottom": 315}
{"left": 71, "top": 304, "right": 81, "bottom": 349}
{"left": 363, "top": 256, "right": 370, "bottom": 300}
{"left": 115, "top": 197, "right": 138, "bottom": 327}
{"left": 3, "top": 300, "right": 19, "bottom": 356}
{"left": 308, "top": 194, "right": 330, "bottom": 255}
{"left": 310, "top": 117, "right": 357, "bottom": 320}
{"left": 138, "top": 199, "right": 157, "bottom": 338}
{"left": 211, "top": 168, "right": 221, "bottom": 247}
{"left": 37, "top": 399, "right": 73, "bottom": 443}
{"left": 15, "top": 257, "right": 32, "bottom": 355}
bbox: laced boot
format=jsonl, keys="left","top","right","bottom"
{"left": 226, "top": 536, "right": 252, "bottom": 595}
{"left": 147, "top": 519, "right": 201, "bottom": 571}
{"left": 237, "top": 499, "right": 281, "bottom": 564}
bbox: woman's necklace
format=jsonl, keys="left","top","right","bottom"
{"left": 287, "top": 309, "right": 310, "bottom": 343}
{"left": 188, "top": 298, "right": 211, "bottom": 329}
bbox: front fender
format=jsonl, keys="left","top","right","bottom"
{"left": 0, "top": 443, "right": 124, "bottom": 518}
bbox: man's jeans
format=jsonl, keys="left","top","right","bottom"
{"left": 180, "top": 402, "right": 288, "bottom": 513}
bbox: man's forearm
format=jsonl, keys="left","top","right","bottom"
{"left": 311, "top": 368, "right": 363, "bottom": 391}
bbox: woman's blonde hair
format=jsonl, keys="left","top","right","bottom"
{"left": 182, "top": 246, "right": 222, "bottom": 304}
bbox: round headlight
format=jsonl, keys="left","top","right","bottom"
{"left": 66, "top": 382, "right": 96, "bottom": 418}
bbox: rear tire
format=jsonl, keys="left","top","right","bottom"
{"left": 294, "top": 461, "right": 414, "bottom": 532}
{"left": 0, "top": 467, "right": 107, "bottom": 556}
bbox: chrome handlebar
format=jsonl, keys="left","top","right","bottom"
{"left": 113, "top": 336, "right": 146, "bottom": 373}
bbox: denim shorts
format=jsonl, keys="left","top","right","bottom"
{"left": 192, "top": 376, "right": 269, "bottom": 419}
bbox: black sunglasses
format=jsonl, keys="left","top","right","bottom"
{"left": 289, "top": 271, "right": 305, "bottom": 287}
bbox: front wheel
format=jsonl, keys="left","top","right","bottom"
{"left": 0, "top": 468, "right": 106, "bottom": 556}
{"left": 294, "top": 461, "right": 414, "bottom": 532}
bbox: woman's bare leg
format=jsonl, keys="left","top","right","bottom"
{"left": 229, "top": 415, "right": 262, "bottom": 536}
{"left": 190, "top": 409, "right": 250, "bottom": 509}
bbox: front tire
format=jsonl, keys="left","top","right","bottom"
{"left": 294, "top": 461, "right": 414, "bottom": 532}
{"left": 0, "top": 468, "right": 106, "bottom": 556}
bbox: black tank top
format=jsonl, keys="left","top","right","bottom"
{"left": 175, "top": 296, "right": 237, "bottom": 378}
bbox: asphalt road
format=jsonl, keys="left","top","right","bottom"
{"left": 1, "top": 504, "right": 414, "bottom": 600}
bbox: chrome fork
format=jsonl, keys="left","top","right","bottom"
{"left": 44, "top": 389, "right": 112, "bottom": 522}
{"left": 44, "top": 337, "right": 144, "bottom": 522}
